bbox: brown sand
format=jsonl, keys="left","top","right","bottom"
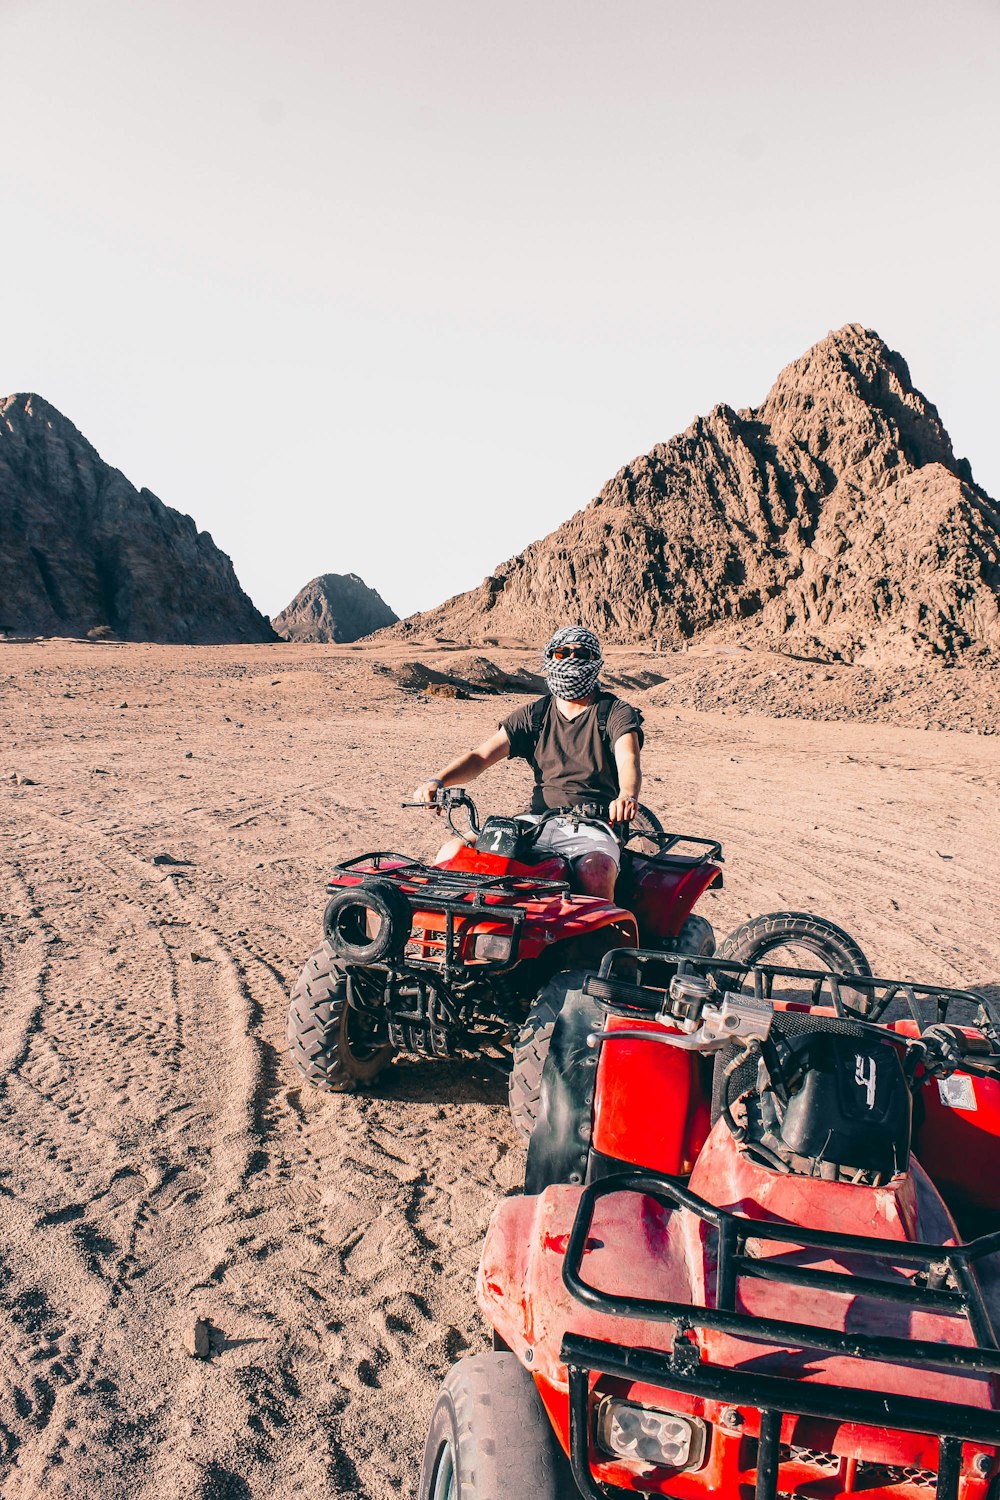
{"left": 1, "top": 641, "right": 998, "bottom": 1499}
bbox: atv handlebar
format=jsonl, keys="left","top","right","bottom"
{"left": 400, "top": 786, "right": 482, "bottom": 841}
{"left": 587, "top": 973, "right": 775, "bottom": 1054}
{"left": 586, "top": 963, "right": 1000, "bottom": 1083}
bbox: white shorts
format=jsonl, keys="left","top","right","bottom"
{"left": 518, "top": 814, "right": 621, "bottom": 866}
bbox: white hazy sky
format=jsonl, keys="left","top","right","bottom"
{"left": 2, "top": 0, "right": 998, "bottom": 621}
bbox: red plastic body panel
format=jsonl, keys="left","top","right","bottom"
{"left": 888, "top": 1020, "right": 1000, "bottom": 1223}
{"left": 478, "top": 1124, "right": 1000, "bottom": 1499}
{"left": 591, "top": 1016, "right": 712, "bottom": 1175}
{"left": 436, "top": 843, "right": 569, "bottom": 884}
{"left": 331, "top": 841, "right": 722, "bottom": 955}
{"left": 616, "top": 853, "right": 723, "bottom": 943}
{"left": 328, "top": 850, "right": 638, "bottom": 963}
{"left": 441, "top": 842, "right": 723, "bottom": 948}
{"left": 588, "top": 996, "right": 830, "bottom": 1179}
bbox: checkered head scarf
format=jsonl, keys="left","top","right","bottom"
{"left": 543, "top": 625, "right": 603, "bottom": 700}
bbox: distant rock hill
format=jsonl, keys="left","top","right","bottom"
{"left": 272, "top": 573, "right": 398, "bottom": 643}
{"left": 393, "top": 326, "right": 1000, "bottom": 662}
{"left": 0, "top": 394, "right": 275, "bottom": 643}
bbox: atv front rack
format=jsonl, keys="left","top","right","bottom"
{"left": 561, "top": 1333, "right": 997, "bottom": 1500}
{"left": 329, "top": 853, "right": 570, "bottom": 978}
{"left": 561, "top": 1169, "right": 1000, "bottom": 1500}
{"left": 329, "top": 852, "right": 570, "bottom": 904}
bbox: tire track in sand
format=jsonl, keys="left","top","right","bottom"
{"left": 0, "top": 811, "right": 268, "bottom": 1498}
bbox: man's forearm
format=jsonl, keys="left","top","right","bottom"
{"left": 619, "top": 767, "right": 641, "bottom": 800}
{"left": 616, "top": 749, "right": 642, "bottom": 801}
{"left": 416, "top": 732, "right": 510, "bottom": 803}
{"left": 434, "top": 731, "right": 510, "bottom": 787}
{"left": 435, "top": 749, "right": 490, "bottom": 786}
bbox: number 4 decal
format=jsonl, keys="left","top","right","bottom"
{"left": 855, "top": 1054, "right": 876, "bottom": 1109}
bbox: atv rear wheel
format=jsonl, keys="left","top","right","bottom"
{"left": 419, "top": 1352, "right": 575, "bottom": 1500}
{"left": 717, "top": 911, "right": 872, "bottom": 1010}
{"left": 287, "top": 941, "right": 395, "bottom": 1092}
{"left": 668, "top": 912, "right": 717, "bottom": 957}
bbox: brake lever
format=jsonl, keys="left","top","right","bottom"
{"left": 401, "top": 789, "right": 452, "bottom": 811}
{"left": 588, "top": 990, "right": 774, "bottom": 1054}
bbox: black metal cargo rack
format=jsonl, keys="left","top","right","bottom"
{"left": 329, "top": 851, "right": 570, "bottom": 904}
{"left": 635, "top": 831, "right": 724, "bottom": 866}
{"left": 581, "top": 949, "right": 1000, "bottom": 1045}
{"left": 560, "top": 1169, "right": 1000, "bottom": 1500}
{"left": 328, "top": 853, "right": 570, "bottom": 975}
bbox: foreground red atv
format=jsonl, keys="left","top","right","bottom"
{"left": 421, "top": 953, "right": 1000, "bottom": 1499}
{"left": 287, "top": 791, "right": 869, "bottom": 1127}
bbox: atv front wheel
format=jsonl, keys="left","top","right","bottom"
{"left": 287, "top": 942, "right": 395, "bottom": 1092}
{"left": 419, "top": 1352, "right": 574, "bottom": 1500}
{"left": 508, "top": 972, "right": 581, "bottom": 1142}
{"left": 718, "top": 911, "right": 872, "bottom": 1009}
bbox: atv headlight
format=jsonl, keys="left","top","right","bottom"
{"left": 596, "top": 1398, "right": 707, "bottom": 1469}
{"left": 470, "top": 931, "right": 513, "bottom": 963}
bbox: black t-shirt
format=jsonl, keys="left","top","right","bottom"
{"left": 500, "top": 692, "right": 644, "bottom": 814}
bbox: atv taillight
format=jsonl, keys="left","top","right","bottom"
{"left": 596, "top": 1397, "right": 707, "bottom": 1469}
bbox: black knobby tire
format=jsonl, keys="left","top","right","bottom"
{"left": 669, "top": 913, "right": 717, "bottom": 958}
{"left": 418, "top": 1352, "right": 575, "bottom": 1500}
{"left": 323, "top": 878, "right": 412, "bottom": 965}
{"left": 717, "top": 911, "right": 872, "bottom": 1008}
{"left": 509, "top": 974, "right": 571, "bottom": 1142}
{"left": 287, "top": 941, "right": 395, "bottom": 1092}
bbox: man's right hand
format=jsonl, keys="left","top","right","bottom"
{"left": 414, "top": 778, "right": 445, "bottom": 809}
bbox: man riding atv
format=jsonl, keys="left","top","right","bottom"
{"left": 414, "top": 626, "right": 642, "bottom": 900}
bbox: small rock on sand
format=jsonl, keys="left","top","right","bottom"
{"left": 183, "top": 1318, "right": 211, "bottom": 1359}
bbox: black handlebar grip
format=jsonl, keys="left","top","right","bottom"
{"left": 583, "top": 975, "right": 654, "bottom": 1009}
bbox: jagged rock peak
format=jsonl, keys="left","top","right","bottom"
{"left": 272, "top": 572, "right": 398, "bottom": 643}
{"left": 754, "top": 323, "right": 961, "bottom": 477}
{"left": 0, "top": 392, "right": 276, "bottom": 643}
{"left": 389, "top": 326, "right": 998, "bottom": 663}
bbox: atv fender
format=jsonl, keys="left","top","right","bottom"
{"left": 618, "top": 854, "right": 723, "bottom": 944}
{"left": 476, "top": 1183, "right": 692, "bottom": 1392}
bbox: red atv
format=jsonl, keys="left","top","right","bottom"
{"left": 287, "top": 790, "right": 869, "bottom": 1133}
{"left": 420, "top": 952, "right": 1000, "bottom": 1499}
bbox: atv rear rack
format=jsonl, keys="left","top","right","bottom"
{"left": 582, "top": 949, "right": 1000, "bottom": 1046}
{"left": 561, "top": 1169, "right": 1000, "bottom": 1500}
{"left": 637, "top": 831, "right": 723, "bottom": 866}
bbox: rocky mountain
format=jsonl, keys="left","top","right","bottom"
{"left": 272, "top": 572, "right": 398, "bottom": 643}
{"left": 393, "top": 326, "right": 1000, "bottom": 662}
{"left": 0, "top": 393, "right": 275, "bottom": 643}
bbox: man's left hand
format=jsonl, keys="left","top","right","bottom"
{"left": 608, "top": 795, "right": 639, "bottom": 824}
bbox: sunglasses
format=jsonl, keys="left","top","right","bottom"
{"left": 549, "top": 645, "right": 597, "bottom": 661}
